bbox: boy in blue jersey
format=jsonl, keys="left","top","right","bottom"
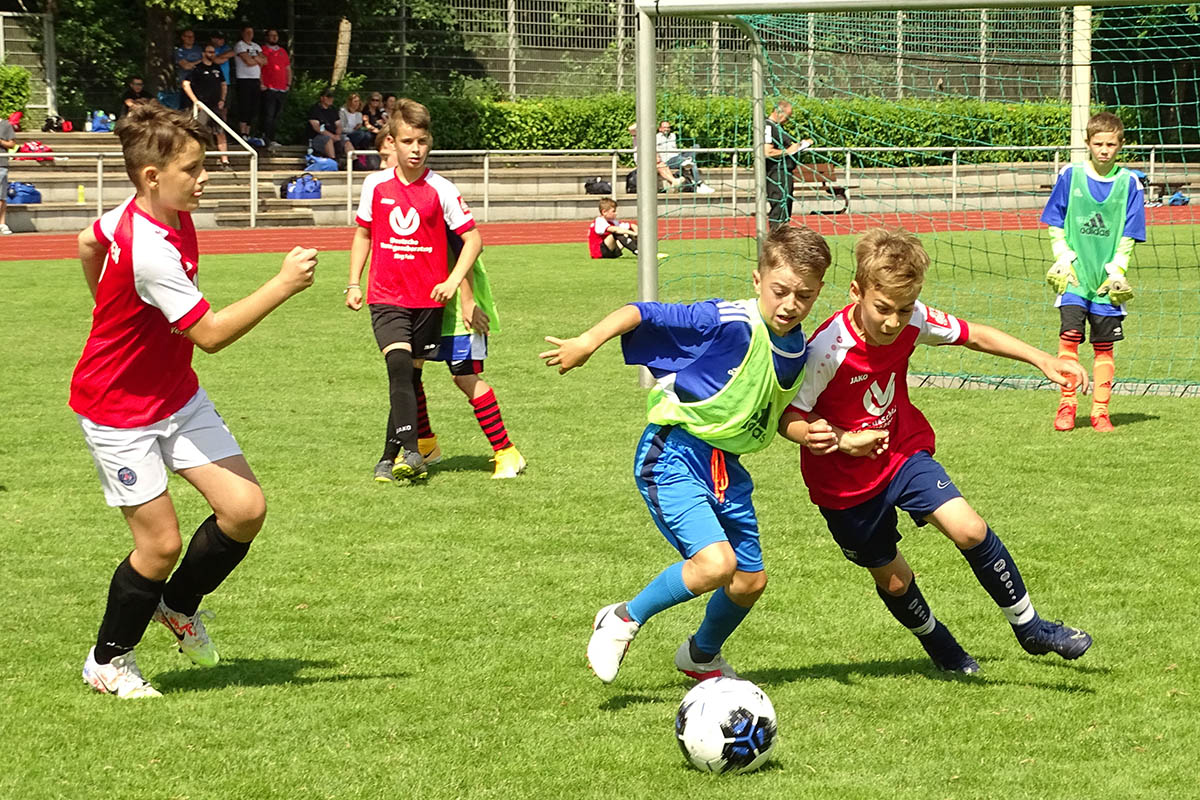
{"left": 540, "top": 225, "right": 831, "bottom": 684}
{"left": 1042, "top": 111, "right": 1146, "bottom": 432}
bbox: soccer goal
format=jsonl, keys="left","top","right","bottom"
{"left": 632, "top": 1, "right": 1200, "bottom": 393}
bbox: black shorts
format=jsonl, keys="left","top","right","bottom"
{"left": 1059, "top": 304, "right": 1126, "bottom": 344}
{"left": 447, "top": 359, "right": 485, "bottom": 377}
{"left": 599, "top": 242, "right": 622, "bottom": 259}
{"left": 369, "top": 304, "right": 443, "bottom": 359}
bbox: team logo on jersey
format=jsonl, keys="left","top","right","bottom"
{"left": 389, "top": 206, "right": 420, "bottom": 236}
{"left": 862, "top": 372, "right": 896, "bottom": 416}
{"left": 458, "top": 196, "right": 472, "bottom": 215}
{"left": 109, "top": 242, "right": 122, "bottom": 264}
{"left": 116, "top": 467, "right": 137, "bottom": 486}
{"left": 1079, "top": 212, "right": 1110, "bottom": 237}
{"left": 925, "top": 306, "right": 951, "bottom": 328}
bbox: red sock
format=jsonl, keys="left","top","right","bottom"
{"left": 1058, "top": 332, "right": 1083, "bottom": 406}
{"left": 470, "top": 388, "right": 512, "bottom": 452}
{"left": 1092, "top": 342, "right": 1115, "bottom": 414}
{"left": 414, "top": 368, "right": 434, "bottom": 439}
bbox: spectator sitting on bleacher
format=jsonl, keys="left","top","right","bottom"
{"left": 656, "top": 120, "right": 714, "bottom": 194}
{"left": 307, "top": 88, "right": 343, "bottom": 163}
{"left": 340, "top": 93, "right": 376, "bottom": 155}
{"left": 629, "top": 123, "right": 684, "bottom": 190}
{"left": 118, "top": 76, "right": 150, "bottom": 119}
{"left": 0, "top": 113, "right": 14, "bottom": 234}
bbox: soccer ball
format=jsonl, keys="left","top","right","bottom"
{"left": 674, "top": 677, "right": 778, "bottom": 774}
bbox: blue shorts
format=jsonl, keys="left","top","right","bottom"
{"left": 634, "top": 424, "right": 763, "bottom": 572}
{"left": 818, "top": 451, "right": 962, "bottom": 568}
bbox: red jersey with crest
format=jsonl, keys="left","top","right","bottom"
{"left": 355, "top": 167, "right": 476, "bottom": 308}
{"left": 789, "top": 300, "right": 970, "bottom": 509}
{"left": 69, "top": 197, "right": 211, "bottom": 428}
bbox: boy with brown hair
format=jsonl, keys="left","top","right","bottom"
{"left": 781, "top": 228, "right": 1093, "bottom": 674}
{"left": 588, "top": 197, "right": 639, "bottom": 259}
{"left": 346, "top": 99, "right": 483, "bottom": 481}
{"left": 72, "top": 103, "right": 318, "bottom": 698}
{"left": 1042, "top": 111, "right": 1146, "bottom": 432}
{"left": 542, "top": 225, "right": 830, "bottom": 684}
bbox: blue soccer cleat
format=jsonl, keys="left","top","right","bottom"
{"left": 1020, "top": 619, "right": 1092, "bottom": 660}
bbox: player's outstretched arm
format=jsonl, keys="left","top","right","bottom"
{"left": 185, "top": 245, "right": 317, "bottom": 353}
{"left": 345, "top": 227, "right": 371, "bottom": 310}
{"left": 539, "top": 304, "right": 642, "bottom": 374}
{"left": 965, "top": 322, "right": 1090, "bottom": 395}
{"left": 779, "top": 410, "right": 887, "bottom": 458}
{"left": 78, "top": 225, "right": 106, "bottom": 300}
{"left": 432, "top": 228, "right": 482, "bottom": 304}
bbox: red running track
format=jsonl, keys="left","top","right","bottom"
{"left": 1, "top": 206, "right": 1193, "bottom": 262}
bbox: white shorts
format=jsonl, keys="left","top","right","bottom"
{"left": 77, "top": 388, "right": 243, "bottom": 507}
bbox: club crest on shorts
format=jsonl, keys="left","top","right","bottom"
{"left": 116, "top": 467, "right": 137, "bottom": 486}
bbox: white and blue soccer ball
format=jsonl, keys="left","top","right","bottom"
{"left": 674, "top": 677, "right": 778, "bottom": 774}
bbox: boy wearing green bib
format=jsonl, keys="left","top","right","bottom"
{"left": 540, "top": 226, "right": 831, "bottom": 684}
{"left": 1042, "top": 112, "right": 1146, "bottom": 432}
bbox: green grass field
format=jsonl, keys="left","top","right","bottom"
{"left": 1, "top": 236, "right": 1197, "bottom": 799}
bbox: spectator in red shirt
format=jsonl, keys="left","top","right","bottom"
{"left": 259, "top": 28, "right": 291, "bottom": 148}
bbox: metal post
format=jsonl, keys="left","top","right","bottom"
{"left": 979, "top": 9, "right": 988, "bottom": 102}
{"left": 951, "top": 148, "right": 958, "bottom": 208}
{"left": 896, "top": 10, "right": 904, "bottom": 100}
{"left": 845, "top": 149, "right": 852, "bottom": 194}
{"left": 806, "top": 13, "right": 815, "bottom": 97}
{"left": 507, "top": 0, "right": 517, "bottom": 100}
{"left": 1149, "top": 146, "right": 1156, "bottom": 186}
{"left": 636, "top": 7, "right": 659, "bottom": 387}
{"left": 347, "top": 154, "right": 355, "bottom": 225}
{"left": 96, "top": 154, "right": 104, "bottom": 217}
{"left": 616, "top": 0, "right": 625, "bottom": 92}
{"left": 711, "top": 21, "right": 720, "bottom": 96}
{"left": 725, "top": 18, "right": 766, "bottom": 248}
{"left": 611, "top": 152, "right": 619, "bottom": 200}
{"left": 1069, "top": 5, "right": 1093, "bottom": 163}
{"left": 43, "top": 13, "right": 58, "bottom": 116}
{"left": 1059, "top": 6, "right": 1070, "bottom": 103}
{"left": 731, "top": 151, "right": 738, "bottom": 211}
{"left": 250, "top": 149, "right": 258, "bottom": 228}
{"left": 483, "top": 152, "right": 491, "bottom": 223}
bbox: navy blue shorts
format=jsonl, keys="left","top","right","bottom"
{"left": 818, "top": 451, "right": 962, "bottom": 568}
{"left": 634, "top": 424, "right": 763, "bottom": 572}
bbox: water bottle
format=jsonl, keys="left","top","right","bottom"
{"left": 76, "top": 184, "right": 85, "bottom": 204}
{"left": 84, "top": 118, "right": 92, "bottom": 132}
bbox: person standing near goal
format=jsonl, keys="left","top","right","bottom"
{"left": 73, "top": 104, "right": 318, "bottom": 698}
{"left": 1042, "top": 111, "right": 1146, "bottom": 432}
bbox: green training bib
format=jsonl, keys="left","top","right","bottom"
{"left": 1063, "top": 164, "right": 1130, "bottom": 305}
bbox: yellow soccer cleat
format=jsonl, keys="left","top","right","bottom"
{"left": 492, "top": 445, "right": 526, "bottom": 479}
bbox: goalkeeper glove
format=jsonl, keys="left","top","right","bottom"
{"left": 1046, "top": 254, "right": 1078, "bottom": 294}
{"left": 1097, "top": 261, "right": 1134, "bottom": 304}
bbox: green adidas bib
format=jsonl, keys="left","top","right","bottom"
{"left": 442, "top": 260, "right": 499, "bottom": 336}
{"left": 645, "top": 299, "right": 803, "bottom": 455}
{"left": 1063, "top": 164, "right": 1130, "bottom": 305}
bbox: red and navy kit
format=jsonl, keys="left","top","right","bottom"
{"left": 355, "top": 167, "right": 475, "bottom": 308}
{"left": 790, "top": 300, "right": 969, "bottom": 510}
{"left": 69, "top": 197, "right": 210, "bottom": 428}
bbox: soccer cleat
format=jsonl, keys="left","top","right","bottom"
{"left": 0, "top": 223, "right": 12, "bottom": 235}
{"left": 373, "top": 459, "right": 396, "bottom": 483}
{"left": 418, "top": 435, "right": 443, "bottom": 466}
{"left": 153, "top": 601, "right": 219, "bottom": 667}
{"left": 674, "top": 636, "right": 739, "bottom": 681}
{"left": 1054, "top": 402, "right": 1077, "bottom": 432}
{"left": 587, "top": 603, "right": 640, "bottom": 683}
{"left": 1019, "top": 619, "right": 1093, "bottom": 660}
{"left": 656, "top": 252, "right": 670, "bottom": 260}
{"left": 391, "top": 449, "right": 428, "bottom": 481}
{"left": 932, "top": 651, "right": 981, "bottom": 675}
{"left": 491, "top": 445, "right": 526, "bottom": 479}
{"left": 82, "top": 647, "right": 162, "bottom": 699}
{"left": 1090, "top": 411, "right": 1114, "bottom": 432}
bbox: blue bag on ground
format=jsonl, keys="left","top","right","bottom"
{"left": 1169, "top": 190, "right": 1190, "bottom": 206}
{"left": 283, "top": 173, "right": 321, "bottom": 200}
{"left": 7, "top": 182, "right": 42, "bottom": 203}
{"left": 305, "top": 154, "right": 338, "bottom": 172}
{"left": 91, "top": 111, "right": 112, "bottom": 133}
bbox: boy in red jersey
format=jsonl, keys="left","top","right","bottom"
{"left": 781, "top": 228, "right": 1093, "bottom": 674}
{"left": 72, "top": 103, "right": 318, "bottom": 698}
{"left": 346, "top": 99, "right": 482, "bottom": 482}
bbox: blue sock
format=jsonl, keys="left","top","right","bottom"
{"left": 960, "top": 527, "right": 1040, "bottom": 634}
{"left": 692, "top": 588, "right": 752, "bottom": 658}
{"left": 626, "top": 561, "right": 695, "bottom": 625}
{"left": 876, "top": 581, "right": 973, "bottom": 669}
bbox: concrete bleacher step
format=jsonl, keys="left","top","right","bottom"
{"left": 214, "top": 209, "right": 315, "bottom": 227}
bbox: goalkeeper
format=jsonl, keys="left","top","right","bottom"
{"left": 1041, "top": 111, "right": 1145, "bottom": 432}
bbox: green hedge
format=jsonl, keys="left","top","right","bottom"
{"left": 0, "top": 63, "right": 32, "bottom": 117}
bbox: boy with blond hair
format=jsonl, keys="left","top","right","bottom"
{"left": 781, "top": 228, "right": 1093, "bottom": 674}
{"left": 1042, "top": 111, "right": 1146, "bottom": 432}
{"left": 542, "top": 225, "right": 830, "bottom": 684}
{"left": 346, "top": 99, "right": 483, "bottom": 482}
{"left": 72, "top": 103, "right": 318, "bottom": 698}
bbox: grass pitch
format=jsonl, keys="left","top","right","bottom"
{"left": 0, "top": 235, "right": 1196, "bottom": 799}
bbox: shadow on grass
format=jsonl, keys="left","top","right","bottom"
{"left": 599, "top": 693, "right": 673, "bottom": 712}
{"left": 154, "top": 657, "right": 407, "bottom": 693}
{"left": 742, "top": 657, "right": 1102, "bottom": 694}
{"left": 1108, "top": 411, "right": 1158, "bottom": 427}
{"left": 430, "top": 455, "right": 494, "bottom": 474}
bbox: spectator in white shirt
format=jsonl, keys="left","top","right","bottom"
{"left": 656, "top": 121, "right": 714, "bottom": 194}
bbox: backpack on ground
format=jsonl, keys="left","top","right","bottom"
{"left": 624, "top": 169, "right": 637, "bottom": 194}
{"left": 15, "top": 141, "right": 53, "bottom": 162}
{"left": 282, "top": 173, "right": 322, "bottom": 200}
{"left": 7, "top": 182, "right": 42, "bottom": 203}
{"left": 584, "top": 176, "right": 612, "bottom": 195}
{"left": 305, "top": 153, "right": 338, "bottom": 171}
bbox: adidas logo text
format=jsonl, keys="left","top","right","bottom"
{"left": 1079, "top": 212, "right": 1110, "bottom": 237}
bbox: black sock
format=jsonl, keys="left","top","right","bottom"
{"left": 959, "top": 527, "right": 1037, "bottom": 633}
{"left": 382, "top": 407, "right": 401, "bottom": 463}
{"left": 876, "top": 582, "right": 971, "bottom": 669}
{"left": 617, "top": 234, "right": 638, "bottom": 254}
{"left": 689, "top": 637, "right": 716, "bottom": 664}
{"left": 95, "top": 555, "right": 165, "bottom": 664}
{"left": 384, "top": 348, "right": 418, "bottom": 454}
{"left": 161, "top": 515, "right": 251, "bottom": 617}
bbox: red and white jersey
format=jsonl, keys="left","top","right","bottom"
{"left": 587, "top": 215, "right": 612, "bottom": 258}
{"left": 69, "top": 197, "right": 210, "bottom": 428}
{"left": 790, "top": 300, "right": 970, "bottom": 509}
{"left": 355, "top": 167, "right": 475, "bottom": 308}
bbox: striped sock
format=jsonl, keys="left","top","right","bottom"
{"left": 1058, "top": 331, "right": 1083, "bottom": 406}
{"left": 413, "top": 368, "right": 434, "bottom": 439}
{"left": 470, "top": 388, "right": 512, "bottom": 452}
{"left": 1092, "top": 342, "right": 1115, "bottom": 415}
